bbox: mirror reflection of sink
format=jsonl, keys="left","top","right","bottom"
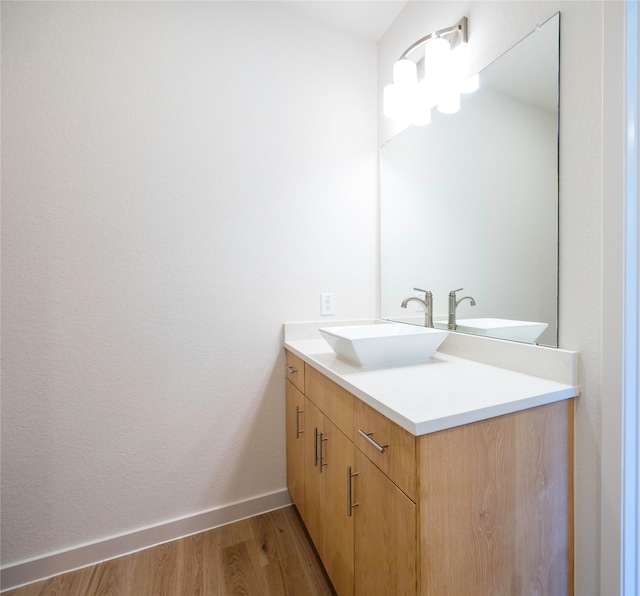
{"left": 319, "top": 324, "right": 449, "bottom": 368}
{"left": 434, "top": 318, "right": 548, "bottom": 343}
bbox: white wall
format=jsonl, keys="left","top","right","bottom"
{"left": 379, "top": 2, "right": 603, "bottom": 594}
{"left": 1, "top": 0, "right": 377, "bottom": 572}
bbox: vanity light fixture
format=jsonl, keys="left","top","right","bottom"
{"left": 383, "top": 16, "right": 480, "bottom": 126}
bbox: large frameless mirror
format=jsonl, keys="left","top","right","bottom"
{"left": 380, "top": 13, "right": 560, "bottom": 346}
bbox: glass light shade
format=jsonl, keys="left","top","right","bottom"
{"left": 393, "top": 59, "right": 417, "bottom": 87}
{"left": 416, "top": 79, "right": 437, "bottom": 110}
{"left": 424, "top": 37, "right": 450, "bottom": 64}
{"left": 424, "top": 37, "right": 452, "bottom": 105}
{"left": 437, "top": 91, "right": 460, "bottom": 114}
{"left": 409, "top": 80, "right": 433, "bottom": 126}
{"left": 384, "top": 82, "right": 417, "bottom": 122}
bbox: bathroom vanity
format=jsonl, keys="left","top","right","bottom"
{"left": 284, "top": 321, "right": 578, "bottom": 596}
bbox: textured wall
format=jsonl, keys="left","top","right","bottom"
{"left": 378, "top": 3, "right": 603, "bottom": 594}
{"left": 1, "top": 1, "right": 377, "bottom": 565}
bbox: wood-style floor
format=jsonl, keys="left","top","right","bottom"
{"left": 5, "top": 506, "right": 335, "bottom": 596}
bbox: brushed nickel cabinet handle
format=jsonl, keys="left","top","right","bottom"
{"left": 286, "top": 366, "right": 297, "bottom": 374}
{"left": 347, "top": 466, "right": 359, "bottom": 517}
{"left": 314, "top": 428, "right": 319, "bottom": 467}
{"left": 295, "top": 406, "right": 304, "bottom": 439}
{"left": 318, "top": 433, "right": 328, "bottom": 473}
{"left": 357, "top": 429, "right": 389, "bottom": 453}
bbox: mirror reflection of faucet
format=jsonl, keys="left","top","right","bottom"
{"left": 401, "top": 287, "right": 433, "bottom": 328}
{"left": 448, "top": 288, "right": 476, "bottom": 330}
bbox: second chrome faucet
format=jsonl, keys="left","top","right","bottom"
{"left": 448, "top": 287, "right": 476, "bottom": 330}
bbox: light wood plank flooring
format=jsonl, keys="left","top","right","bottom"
{"left": 5, "top": 506, "right": 335, "bottom": 596}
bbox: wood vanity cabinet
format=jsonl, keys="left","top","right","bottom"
{"left": 285, "top": 350, "right": 573, "bottom": 596}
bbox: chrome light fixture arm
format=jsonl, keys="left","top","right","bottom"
{"left": 398, "top": 16, "right": 468, "bottom": 61}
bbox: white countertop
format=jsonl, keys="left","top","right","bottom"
{"left": 284, "top": 321, "right": 579, "bottom": 436}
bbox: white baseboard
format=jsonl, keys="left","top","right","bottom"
{"left": 1, "top": 489, "right": 292, "bottom": 592}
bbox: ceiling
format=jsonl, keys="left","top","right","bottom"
{"left": 279, "top": 1, "right": 408, "bottom": 42}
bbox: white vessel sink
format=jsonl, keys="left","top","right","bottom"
{"left": 444, "top": 318, "right": 548, "bottom": 343}
{"left": 319, "top": 323, "right": 448, "bottom": 368}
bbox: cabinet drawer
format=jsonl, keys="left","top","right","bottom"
{"left": 305, "top": 365, "right": 353, "bottom": 440}
{"left": 354, "top": 398, "right": 416, "bottom": 502}
{"left": 285, "top": 350, "right": 305, "bottom": 393}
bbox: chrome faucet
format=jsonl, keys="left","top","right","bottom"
{"left": 448, "top": 288, "right": 476, "bottom": 330}
{"left": 401, "top": 287, "right": 433, "bottom": 328}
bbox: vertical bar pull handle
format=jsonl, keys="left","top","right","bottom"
{"left": 314, "top": 428, "right": 319, "bottom": 468}
{"left": 318, "top": 433, "right": 328, "bottom": 473}
{"left": 347, "top": 466, "right": 359, "bottom": 517}
{"left": 295, "top": 406, "right": 304, "bottom": 439}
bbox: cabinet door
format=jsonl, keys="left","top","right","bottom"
{"left": 304, "top": 398, "right": 325, "bottom": 554}
{"left": 354, "top": 450, "right": 417, "bottom": 596}
{"left": 285, "top": 380, "right": 305, "bottom": 511}
{"left": 322, "top": 418, "right": 355, "bottom": 596}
